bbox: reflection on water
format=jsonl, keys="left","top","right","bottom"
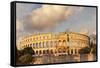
{"left": 31, "top": 54, "right": 96, "bottom": 64}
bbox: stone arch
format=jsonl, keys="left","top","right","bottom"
{"left": 63, "top": 40, "right": 66, "bottom": 45}
{"left": 67, "top": 49, "right": 70, "bottom": 55}
{"left": 45, "top": 50, "right": 48, "bottom": 54}
{"left": 47, "top": 49, "right": 49, "bottom": 54}
{"left": 75, "top": 49, "right": 77, "bottom": 54}
{"left": 58, "top": 40, "right": 62, "bottom": 46}
{"left": 63, "top": 40, "right": 66, "bottom": 42}
{"left": 39, "top": 50, "right": 42, "bottom": 55}
{"left": 26, "top": 44, "right": 27, "bottom": 47}
{"left": 72, "top": 48, "right": 75, "bottom": 55}
{"left": 50, "top": 49, "right": 53, "bottom": 54}
{"left": 36, "top": 50, "right": 38, "bottom": 55}
{"left": 58, "top": 48, "right": 62, "bottom": 53}
{"left": 71, "top": 49, "right": 73, "bottom": 54}
{"left": 43, "top": 50, "right": 45, "bottom": 54}
{"left": 62, "top": 47, "right": 66, "bottom": 53}
{"left": 58, "top": 40, "right": 61, "bottom": 42}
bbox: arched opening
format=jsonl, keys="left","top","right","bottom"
{"left": 58, "top": 40, "right": 62, "bottom": 46}
{"left": 63, "top": 40, "right": 66, "bottom": 42}
{"left": 43, "top": 50, "right": 45, "bottom": 54}
{"left": 58, "top": 40, "right": 61, "bottom": 42}
{"left": 47, "top": 49, "right": 49, "bottom": 54}
{"left": 39, "top": 50, "right": 42, "bottom": 55}
{"left": 26, "top": 44, "right": 28, "bottom": 47}
{"left": 63, "top": 47, "right": 66, "bottom": 53}
{"left": 75, "top": 49, "right": 77, "bottom": 54}
{"left": 67, "top": 49, "right": 70, "bottom": 55}
{"left": 63, "top": 40, "right": 67, "bottom": 47}
{"left": 71, "top": 49, "right": 73, "bottom": 54}
{"left": 58, "top": 48, "right": 62, "bottom": 53}
{"left": 50, "top": 50, "right": 53, "bottom": 54}
{"left": 44, "top": 50, "right": 47, "bottom": 54}
{"left": 36, "top": 51, "right": 38, "bottom": 55}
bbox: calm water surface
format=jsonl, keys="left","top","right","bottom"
{"left": 31, "top": 54, "right": 96, "bottom": 64}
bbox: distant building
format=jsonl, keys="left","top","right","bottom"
{"left": 19, "top": 32, "right": 90, "bottom": 56}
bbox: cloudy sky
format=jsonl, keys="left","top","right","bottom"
{"left": 16, "top": 3, "right": 97, "bottom": 44}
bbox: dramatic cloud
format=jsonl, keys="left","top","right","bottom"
{"left": 29, "top": 5, "right": 83, "bottom": 31}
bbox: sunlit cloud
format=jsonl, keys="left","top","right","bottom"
{"left": 29, "top": 5, "right": 84, "bottom": 31}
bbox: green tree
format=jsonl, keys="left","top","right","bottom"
{"left": 19, "top": 53, "right": 33, "bottom": 64}
{"left": 16, "top": 47, "right": 35, "bottom": 65}
{"left": 23, "top": 47, "right": 35, "bottom": 55}
{"left": 79, "top": 47, "right": 91, "bottom": 54}
{"left": 92, "top": 47, "right": 96, "bottom": 54}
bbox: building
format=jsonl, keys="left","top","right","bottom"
{"left": 19, "top": 32, "right": 90, "bottom": 56}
